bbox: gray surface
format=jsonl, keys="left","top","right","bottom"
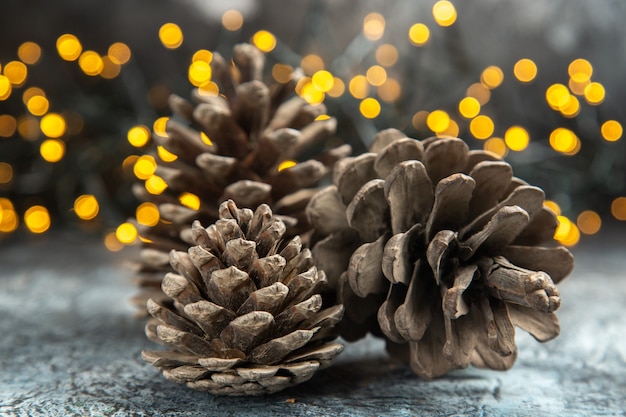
{"left": 0, "top": 232, "right": 625, "bottom": 417}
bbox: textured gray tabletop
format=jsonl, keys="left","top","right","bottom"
{"left": 1, "top": 231, "right": 625, "bottom": 417}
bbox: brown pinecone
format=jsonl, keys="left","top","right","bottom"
{"left": 306, "top": 129, "right": 574, "bottom": 378}
{"left": 131, "top": 43, "right": 350, "bottom": 313}
{"left": 142, "top": 200, "right": 344, "bottom": 395}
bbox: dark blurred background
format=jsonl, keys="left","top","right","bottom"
{"left": 1, "top": 0, "right": 625, "bottom": 250}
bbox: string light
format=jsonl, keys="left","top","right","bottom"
{"left": 426, "top": 110, "right": 450, "bottom": 133}
{"left": 0, "top": 162, "right": 13, "bottom": 185}
{"left": 432, "top": 1, "right": 457, "bottom": 27}
{"left": 78, "top": 51, "right": 104, "bottom": 76}
{"left": 458, "top": 97, "right": 480, "bottom": 119}
{"left": 136, "top": 202, "right": 160, "bottom": 227}
{"left": 349, "top": 75, "right": 370, "bottom": 99}
{"left": 365, "top": 65, "right": 387, "bottom": 86}
{"left": 484, "top": 137, "right": 507, "bottom": 157}
{"left": 222, "top": 9, "right": 244, "bottom": 31}
{"left": 327, "top": 78, "right": 345, "bottom": 98}
{"left": 611, "top": 197, "right": 626, "bottom": 220}
{"left": 74, "top": 195, "right": 99, "bottom": 220}
{"left": 24, "top": 205, "right": 51, "bottom": 234}
{"left": 577, "top": 210, "right": 601, "bottom": 235}
{"left": 153, "top": 117, "right": 169, "bottom": 137}
{"left": 272, "top": 64, "right": 294, "bottom": 83}
{"left": 359, "top": 98, "right": 381, "bottom": 119}
{"left": 377, "top": 78, "right": 401, "bottom": 103}
{"left": 301, "top": 54, "right": 324, "bottom": 75}
{"left": 26, "top": 95, "right": 49, "bottom": 116}
{"left": 179, "top": 192, "right": 200, "bottom": 210}
{"left": 18, "top": 41, "right": 42, "bottom": 65}
{"left": 0, "top": 115, "right": 17, "bottom": 137}
{"left": 363, "top": 12, "right": 385, "bottom": 41}
{"left": 469, "top": 115, "right": 494, "bottom": 139}
{"left": 133, "top": 155, "right": 157, "bottom": 180}
{"left": 188, "top": 60, "right": 212, "bottom": 87}
{"left": 513, "top": 58, "right": 537, "bottom": 83}
{"left": 375, "top": 44, "right": 399, "bottom": 67}
{"left": 504, "top": 126, "right": 529, "bottom": 151}
{"left": 252, "top": 30, "right": 276, "bottom": 53}
{"left": 116, "top": 222, "right": 138, "bottom": 244}
{"left": 601, "top": 120, "right": 622, "bottom": 142}
{"left": 40, "top": 139, "right": 65, "bottom": 163}
{"left": 127, "top": 125, "right": 151, "bottom": 148}
{"left": 408, "top": 23, "right": 430, "bottom": 46}
{"left": 56, "top": 34, "right": 82, "bottom": 61}
{"left": 278, "top": 160, "right": 297, "bottom": 172}
{"left": 159, "top": 23, "right": 184, "bottom": 49}
{"left": 311, "top": 70, "right": 334, "bottom": 92}
{"left": 108, "top": 42, "right": 131, "bottom": 65}
{"left": 584, "top": 82, "right": 605, "bottom": 105}
{"left": 40, "top": 113, "right": 66, "bottom": 138}
{"left": 480, "top": 66, "right": 504, "bottom": 89}
{"left": 554, "top": 215, "right": 579, "bottom": 246}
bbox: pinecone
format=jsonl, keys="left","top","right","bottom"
{"left": 306, "top": 129, "right": 574, "bottom": 378}
{"left": 142, "top": 200, "right": 344, "bottom": 395}
{"left": 131, "top": 43, "right": 350, "bottom": 313}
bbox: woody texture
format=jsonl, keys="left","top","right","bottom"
{"left": 131, "top": 43, "right": 350, "bottom": 312}
{"left": 142, "top": 200, "right": 344, "bottom": 395}
{"left": 306, "top": 129, "right": 574, "bottom": 378}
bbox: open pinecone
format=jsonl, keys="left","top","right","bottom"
{"left": 142, "top": 200, "right": 344, "bottom": 395}
{"left": 306, "top": 129, "right": 574, "bottom": 378}
{"left": 131, "top": 43, "right": 350, "bottom": 313}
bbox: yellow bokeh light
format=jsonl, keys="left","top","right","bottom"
{"left": 569, "top": 77, "right": 589, "bottom": 96}
{"left": 145, "top": 174, "right": 168, "bottom": 195}
{"left": 412, "top": 110, "right": 429, "bottom": 130}
{"left": 366, "top": 65, "right": 387, "bottom": 86}
{"left": 104, "top": 231, "right": 124, "bottom": 252}
{"left": 466, "top": 83, "right": 491, "bottom": 105}
{"left": 222, "top": 9, "right": 244, "bottom": 31}
{"left": 252, "top": 30, "right": 276, "bottom": 53}
{"left": 377, "top": 78, "right": 401, "bottom": 103}
{"left": 299, "top": 82, "right": 325, "bottom": 104}
{"left": 179, "top": 192, "right": 201, "bottom": 210}
{"left": 327, "top": 77, "right": 345, "bottom": 98}
{"left": 438, "top": 119, "right": 459, "bottom": 138}
{"left": 484, "top": 137, "right": 508, "bottom": 158}
{"left": 57, "top": 34, "right": 82, "bottom": 61}
{"left": 22, "top": 87, "right": 45, "bottom": 105}
{"left": 26, "top": 95, "right": 49, "bottom": 116}
{"left": 100, "top": 56, "right": 121, "bottom": 79}
{"left": 375, "top": 44, "right": 398, "bottom": 67}
{"left": 546, "top": 83, "right": 570, "bottom": 110}
{"left": 278, "top": 160, "right": 297, "bottom": 172}
{"left": 458, "top": 97, "right": 480, "bottom": 119}
{"left": 349, "top": 75, "right": 370, "bottom": 99}
{"left": 0, "top": 162, "right": 13, "bottom": 184}
{"left": 0, "top": 115, "right": 17, "bottom": 137}
{"left": 116, "top": 222, "right": 138, "bottom": 244}
{"left": 469, "top": 115, "right": 494, "bottom": 139}
{"left": 4, "top": 61, "right": 28, "bottom": 86}
{"left": 18, "top": 41, "right": 42, "bottom": 65}
{"left": 157, "top": 145, "right": 178, "bottom": 162}
{"left": 577, "top": 210, "right": 601, "bottom": 235}
{"left": 200, "top": 131, "right": 213, "bottom": 146}
{"left": 153, "top": 117, "right": 169, "bottom": 137}
{"left": 504, "top": 125, "right": 530, "bottom": 151}
{"left": 568, "top": 58, "right": 593, "bottom": 80}
{"left": 127, "top": 125, "right": 151, "bottom": 148}
{"left": 611, "top": 197, "right": 626, "bottom": 220}
{"left": 198, "top": 81, "right": 219, "bottom": 97}
{"left": 543, "top": 200, "right": 561, "bottom": 216}
{"left": 301, "top": 54, "right": 325, "bottom": 75}
{"left": 0, "top": 76, "right": 12, "bottom": 101}
{"left": 549, "top": 128, "right": 578, "bottom": 154}
{"left": 74, "top": 194, "right": 99, "bottom": 220}
{"left": 136, "top": 202, "right": 160, "bottom": 227}
{"left": 408, "top": 23, "right": 430, "bottom": 46}
{"left": 601, "top": 120, "right": 622, "bottom": 142}
{"left": 513, "top": 58, "right": 537, "bottom": 83}
{"left": 584, "top": 82, "right": 605, "bottom": 105}
{"left": 432, "top": 1, "right": 457, "bottom": 27}
{"left": 315, "top": 115, "right": 331, "bottom": 121}
{"left": 192, "top": 49, "right": 213, "bottom": 64}
{"left": 559, "top": 95, "right": 580, "bottom": 118}
{"left": 108, "top": 42, "right": 131, "bottom": 65}
{"left": 159, "top": 23, "right": 184, "bottom": 49}
{"left": 133, "top": 155, "right": 157, "bottom": 180}
{"left": 360, "top": 98, "right": 381, "bottom": 119}
{"left": 78, "top": 51, "right": 104, "bottom": 76}
{"left": 17, "top": 115, "right": 40, "bottom": 140}
{"left": 363, "top": 12, "right": 385, "bottom": 41}
{"left": 122, "top": 155, "right": 139, "bottom": 172}
{"left": 40, "top": 139, "right": 65, "bottom": 163}
{"left": 272, "top": 63, "right": 294, "bottom": 83}
{"left": 311, "top": 70, "right": 334, "bottom": 92}
{"left": 554, "top": 216, "right": 579, "bottom": 246}
{"left": 0, "top": 199, "right": 18, "bottom": 233}
{"left": 24, "top": 205, "right": 51, "bottom": 234}
{"left": 480, "top": 66, "right": 504, "bottom": 89}
{"left": 427, "top": 110, "right": 450, "bottom": 133}
{"left": 40, "top": 113, "right": 66, "bottom": 138}
{"left": 188, "top": 60, "right": 212, "bottom": 87}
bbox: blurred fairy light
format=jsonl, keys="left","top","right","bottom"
{"left": 611, "top": 197, "right": 626, "bottom": 221}
{"left": 252, "top": 30, "right": 276, "bottom": 53}
{"left": 24, "top": 205, "right": 51, "bottom": 234}
{"left": 0, "top": 162, "right": 13, "bottom": 185}
{"left": 363, "top": 12, "right": 385, "bottom": 41}
{"left": 104, "top": 232, "right": 124, "bottom": 252}
{"left": 544, "top": 200, "right": 561, "bottom": 215}
{"left": 480, "top": 66, "right": 504, "bottom": 89}
{"left": 157, "top": 145, "right": 178, "bottom": 162}
{"left": 74, "top": 194, "right": 100, "bottom": 221}
{"left": 116, "top": 222, "right": 138, "bottom": 244}
{"left": 100, "top": 56, "right": 121, "bottom": 79}
{"left": 0, "top": 115, "right": 17, "bottom": 137}
{"left": 56, "top": 34, "right": 82, "bottom": 61}
{"left": 272, "top": 63, "right": 293, "bottom": 83}
{"left": 503, "top": 126, "right": 529, "bottom": 152}
{"left": 18, "top": 115, "right": 40, "bottom": 140}
{"left": 108, "top": 42, "right": 131, "bottom": 65}
{"left": 549, "top": 128, "right": 579, "bottom": 154}
{"left": 4, "top": 61, "right": 28, "bottom": 86}
{"left": 546, "top": 83, "right": 570, "bottom": 110}
{"left": 277, "top": 160, "right": 297, "bottom": 172}
{"left": 26, "top": 95, "right": 49, "bottom": 116}
{"left": 583, "top": 82, "right": 605, "bottom": 105}
{"left": 359, "top": 98, "right": 381, "bottom": 119}
{"left": 568, "top": 58, "right": 592, "bottom": 81}
{"left": 153, "top": 117, "right": 169, "bottom": 137}
{"left": 188, "top": 60, "right": 212, "bottom": 87}
{"left": 375, "top": 44, "right": 398, "bottom": 67}
{"left": 484, "top": 138, "right": 507, "bottom": 157}
{"left": 0, "top": 75, "right": 13, "bottom": 100}
{"left": 136, "top": 202, "right": 160, "bottom": 227}
{"left": 466, "top": 83, "right": 491, "bottom": 105}
{"left": 349, "top": 75, "right": 370, "bottom": 99}
{"left": 408, "top": 23, "right": 430, "bottom": 46}
{"left": 199, "top": 131, "right": 213, "bottom": 146}
{"left": 159, "top": 23, "right": 184, "bottom": 49}
{"left": 133, "top": 155, "right": 157, "bottom": 180}
{"left": 192, "top": 49, "right": 213, "bottom": 64}
{"left": 0, "top": 198, "right": 18, "bottom": 233}
{"left": 432, "top": 1, "right": 457, "bottom": 27}
{"left": 222, "top": 9, "right": 244, "bottom": 31}
{"left": 178, "top": 192, "right": 201, "bottom": 210}
{"left": 601, "top": 120, "right": 622, "bottom": 142}
{"left": 40, "top": 139, "right": 65, "bottom": 163}
{"left": 22, "top": 86, "right": 45, "bottom": 104}
{"left": 554, "top": 215, "right": 580, "bottom": 247}
{"left": 17, "top": 41, "right": 42, "bottom": 65}
{"left": 426, "top": 110, "right": 450, "bottom": 133}
{"left": 311, "top": 70, "right": 334, "bottom": 92}
{"left": 327, "top": 78, "right": 345, "bottom": 97}
{"left": 577, "top": 210, "right": 601, "bottom": 235}
{"left": 458, "top": 97, "right": 480, "bottom": 119}
{"left": 78, "top": 51, "right": 104, "bottom": 76}
{"left": 40, "top": 113, "right": 66, "bottom": 138}
{"left": 377, "top": 78, "right": 401, "bottom": 102}
{"left": 559, "top": 95, "right": 580, "bottom": 118}
{"left": 412, "top": 110, "right": 429, "bottom": 131}
{"left": 513, "top": 58, "right": 537, "bottom": 83}
{"left": 365, "top": 65, "right": 387, "bottom": 86}
{"left": 469, "top": 115, "right": 494, "bottom": 139}
{"left": 301, "top": 54, "right": 324, "bottom": 75}
{"left": 145, "top": 174, "right": 168, "bottom": 195}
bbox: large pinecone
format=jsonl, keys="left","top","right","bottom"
{"left": 132, "top": 43, "right": 350, "bottom": 312}
{"left": 142, "top": 200, "right": 344, "bottom": 395}
{"left": 306, "top": 129, "right": 574, "bottom": 378}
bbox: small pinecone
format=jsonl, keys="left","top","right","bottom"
{"left": 131, "top": 43, "right": 350, "bottom": 312}
{"left": 142, "top": 200, "right": 344, "bottom": 395}
{"left": 306, "top": 129, "right": 574, "bottom": 378}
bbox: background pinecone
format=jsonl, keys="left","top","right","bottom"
{"left": 131, "top": 43, "right": 350, "bottom": 313}
{"left": 143, "top": 200, "right": 344, "bottom": 395}
{"left": 306, "top": 129, "right": 574, "bottom": 378}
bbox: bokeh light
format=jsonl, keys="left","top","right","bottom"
{"left": 278, "top": 160, "right": 297, "bottom": 172}
{"left": 252, "top": 30, "right": 276, "bottom": 52}
{"left": 40, "top": 113, "right": 66, "bottom": 138}
{"left": 116, "top": 222, "right": 138, "bottom": 244}
{"left": 375, "top": 44, "right": 399, "bottom": 67}
{"left": 427, "top": 110, "right": 450, "bottom": 133}
{"left": 466, "top": 83, "right": 491, "bottom": 105}
{"left": 554, "top": 215, "right": 580, "bottom": 246}
{"left": 133, "top": 155, "right": 157, "bottom": 180}
{"left": 366, "top": 65, "right": 387, "bottom": 86}
{"left": 4, "top": 61, "right": 28, "bottom": 86}
{"left": 584, "top": 82, "right": 605, "bottom": 105}
{"left": 74, "top": 195, "right": 99, "bottom": 220}
{"left": 0, "top": 199, "right": 18, "bottom": 233}
{"left": 179, "top": 192, "right": 200, "bottom": 210}
{"left": 145, "top": 175, "right": 168, "bottom": 195}
{"left": 0, "top": 115, "right": 17, "bottom": 137}
{"left": 301, "top": 54, "right": 324, "bottom": 75}
{"left": 0, "top": 162, "right": 13, "bottom": 185}
{"left": 549, "top": 128, "right": 579, "bottom": 154}
{"left": 481, "top": 66, "right": 504, "bottom": 89}
{"left": 188, "top": 60, "right": 212, "bottom": 87}
{"left": 311, "top": 70, "right": 334, "bottom": 92}
{"left": 349, "top": 75, "right": 370, "bottom": 99}
{"left": 469, "top": 115, "right": 494, "bottom": 139}
{"left": 432, "top": 1, "right": 457, "bottom": 27}
{"left": 601, "top": 120, "right": 622, "bottom": 142}
{"left": 222, "top": 9, "right": 244, "bottom": 31}
{"left": 18, "top": 41, "right": 42, "bottom": 65}
{"left": 157, "top": 146, "right": 178, "bottom": 163}
{"left": 56, "top": 34, "right": 82, "bottom": 61}
{"left": 546, "top": 83, "right": 570, "bottom": 110}
{"left": 78, "top": 51, "right": 104, "bottom": 76}
{"left": 104, "top": 232, "right": 124, "bottom": 252}
{"left": 484, "top": 137, "right": 508, "bottom": 157}
{"left": 363, "top": 12, "right": 385, "bottom": 40}
{"left": 611, "top": 197, "right": 626, "bottom": 221}
{"left": 272, "top": 63, "right": 294, "bottom": 83}
{"left": 127, "top": 125, "right": 151, "bottom": 148}
{"left": 108, "top": 42, "right": 131, "bottom": 65}
{"left": 458, "top": 97, "right": 480, "bottom": 119}
{"left": 544, "top": 200, "right": 561, "bottom": 216}
{"left": 377, "top": 78, "right": 401, "bottom": 102}
{"left": 327, "top": 78, "right": 345, "bottom": 98}
{"left": 504, "top": 126, "right": 529, "bottom": 151}
{"left": 408, "top": 23, "right": 430, "bottom": 46}
{"left": 513, "top": 58, "right": 537, "bottom": 83}
{"left": 153, "top": 117, "right": 169, "bottom": 137}
{"left": 568, "top": 58, "right": 593, "bottom": 81}
{"left": 159, "top": 23, "right": 184, "bottom": 49}
{"left": 24, "top": 205, "right": 51, "bottom": 234}
{"left": 18, "top": 115, "right": 40, "bottom": 140}
{"left": 577, "top": 210, "right": 601, "bottom": 235}
{"left": 100, "top": 56, "right": 121, "bottom": 79}
{"left": 359, "top": 98, "right": 381, "bottom": 119}
{"left": 26, "top": 95, "right": 49, "bottom": 116}
{"left": 40, "top": 139, "right": 65, "bottom": 163}
{"left": 136, "top": 202, "right": 160, "bottom": 227}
